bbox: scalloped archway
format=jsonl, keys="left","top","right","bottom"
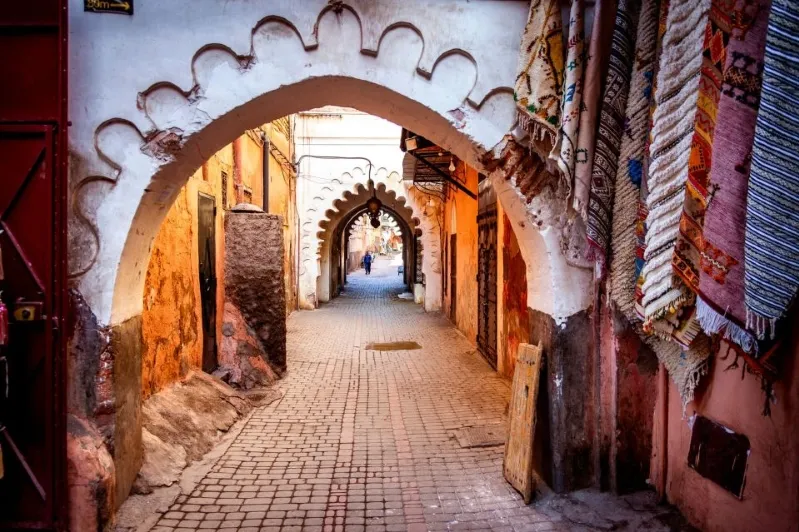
{"left": 314, "top": 182, "right": 420, "bottom": 303}
{"left": 68, "top": 1, "right": 527, "bottom": 325}
{"left": 65, "top": 1, "right": 598, "bottom": 519}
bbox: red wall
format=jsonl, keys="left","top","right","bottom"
{"left": 500, "top": 214, "right": 531, "bottom": 379}
{"left": 653, "top": 315, "right": 799, "bottom": 531}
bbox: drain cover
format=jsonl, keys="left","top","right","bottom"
{"left": 452, "top": 424, "right": 507, "bottom": 448}
{"left": 364, "top": 341, "right": 421, "bottom": 351}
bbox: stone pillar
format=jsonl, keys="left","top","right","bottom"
{"left": 528, "top": 308, "right": 596, "bottom": 493}
{"left": 221, "top": 208, "right": 287, "bottom": 386}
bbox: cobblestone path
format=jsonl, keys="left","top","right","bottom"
{"left": 153, "top": 258, "right": 684, "bottom": 532}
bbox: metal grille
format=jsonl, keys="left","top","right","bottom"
{"left": 477, "top": 208, "right": 498, "bottom": 368}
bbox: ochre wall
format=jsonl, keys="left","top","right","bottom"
{"left": 651, "top": 316, "right": 799, "bottom": 532}
{"left": 499, "top": 213, "right": 531, "bottom": 379}
{"left": 264, "top": 121, "right": 298, "bottom": 314}
{"left": 141, "top": 184, "right": 202, "bottom": 400}
{"left": 442, "top": 162, "right": 479, "bottom": 343}
{"left": 141, "top": 124, "right": 296, "bottom": 399}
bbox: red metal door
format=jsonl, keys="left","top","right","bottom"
{"left": 0, "top": 2, "right": 68, "bottom": 530}
{"left": 0, "top": 126, "right": 65, "bottom": 529}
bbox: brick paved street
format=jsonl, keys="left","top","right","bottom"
{"left": 152, "top": 257, "right": 684, "bottom": 532}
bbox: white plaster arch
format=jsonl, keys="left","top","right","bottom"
{"left": 68, "top": 0, "right": 591, "bottom": 330}
{"left": 298, "top": 166, "right": 407, "bottom": 307}
{"left": 68, "top": 0, "right": 530, "bottom": 325}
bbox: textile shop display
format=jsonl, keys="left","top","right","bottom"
{"left": 634, "top": 0, "right": 671, "bottom": 324}
{"left": 556, "top": 0, "right": 586, "bottom": 192}
{"left": 696, "top": 0, "right": 771, "bottom": 354}
{"left": 609, "top": 0, "right": 661, "bottom": 322}
{"left": 640, "top": 0, "right": 710, "bottom": 344}
{"left": 744, "top": 0, "right": 799, "bottom": 340}
{"left": 514, "top": 0, "right": 565, "bottom": 166}
{"left": 572, "top": 0, "right": 616, "bottom": 219}
{"left": 668, "top": 0, "right": 737, "bottom": 348}
{"left": 586, "top": 0, "right": 640, "bottom": 267}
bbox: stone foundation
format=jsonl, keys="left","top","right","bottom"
{"left": 222, "top": 210, "right": 287, "bottom": 379}
{"left": 528, "top": 308, "right": 596, "bottom": 493}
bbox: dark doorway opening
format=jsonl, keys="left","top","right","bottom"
{"left": 197, "top": 192, "right": 217, "bottom": 373}
{"left": 477, "top": 208, "right": 498, "bottom": 369}
{"left": 450, "top": 233, "right": 457, "bottom": 322}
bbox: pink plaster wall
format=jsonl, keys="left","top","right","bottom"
{"left": 654, "top": 318, "right": 799, "bottom": 532}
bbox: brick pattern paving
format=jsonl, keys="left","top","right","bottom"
{"left": 152, "top": 258, "right": 675, "bottom": 531}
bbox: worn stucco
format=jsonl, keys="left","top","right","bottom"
{"left": 442, "top": 162, "right": 479, "bottom": 342}
{"left": 651, "top": 315, "right": 799, "bottom": 532}
{"left": 141, "top": 184, "right": 201, "bottom": 400}
{"left": 500, "top": 213, "right": 531, "bottom": 379}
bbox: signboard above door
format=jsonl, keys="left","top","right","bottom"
{"left": 84, "top": 0, "right": 133, "bottom": 15}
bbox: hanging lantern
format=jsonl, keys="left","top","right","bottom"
{"left": 366, "top": 195, "right": 382, "bottom": 216}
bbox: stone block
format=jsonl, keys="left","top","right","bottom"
{"left": 223, "top": 212, "right": 287, "bottom": 380}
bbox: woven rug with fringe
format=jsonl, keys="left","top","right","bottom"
{"left": 556, "top": 0, "right": 586, "bottom": 194}
{"left": 514, "top": 0, "right": 564, "bottom": 166}
{"left": 640, "top": 0, "right": 710, "bottom": 346}
{"left": 630, "top": 0, "right": 712, "bottom": 407}
{"left": 609, "top": 0, "right": 660, "bottom": 322}
{"left": 650, "top": 335, "right": 710, "bottom": 409}
{"left": 696, "top": 0, "right": 770, "bottom": 354}
{"left": 586, "top": 0, "right": 640, "bottom": 268}
{"left": 572, "top": 0, "right": 616, "bottom": 220}
{"left": 663, "top": 0, "right": 737, "bottom": 346}
{"left": 744, "top": 0, "right": 799, "bottom": 340}
{"left": 634, "top": 0, "right": 671, "bottom": 323}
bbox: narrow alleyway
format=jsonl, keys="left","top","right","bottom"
{"left": 151, "top": 257, "right": 685, "bottom": 532}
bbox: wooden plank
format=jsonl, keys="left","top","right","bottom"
{"left": 503, "top": 342, "right": 542, "bottom": 503}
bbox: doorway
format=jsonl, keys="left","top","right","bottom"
{"left": 477, "top": 208, "right": 498, "bottom": 368}
{"left": 450, "top": 233, "right": 457, "bottom": 322}
{"left": 197, "top": 192, "right": 217, "bottom": 373}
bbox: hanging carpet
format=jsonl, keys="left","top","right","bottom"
{"left": 609, "top": 0, "right": 661, "bottom": 322}
{"left": 556, "top": 0, "right": 587, "bottom": 193}
{"left": 640, "top": 0, "right": 711, "bottom": 346}
{"left": 514, "top": 0, "right": 565, "bottom": 166}
{"left": 744, "top": 0, "right": 799, "bottom": 340}
{"left": 586, "top": 0, "right": 641, "bottom": 268}
{"left": 572, "top": 0, "right": 616, "bottom": 220}
{"left": 696, "top": 0, "right": 771, "bottom": 353}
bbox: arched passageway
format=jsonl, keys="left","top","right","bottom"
{"left": 65, "top": 2, "right": 594, "bottom": 526}
{"left": 315, "top": 182, "right": 420, "bottom": 303}
{"left": 334, "top": 207, "right": 418, "bottom": 297}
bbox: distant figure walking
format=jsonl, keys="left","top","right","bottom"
{"left": 363, "top": 252, "right": 373, "bottom": 275}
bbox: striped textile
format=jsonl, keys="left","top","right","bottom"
{"left": 586, "top": 0, "right": 640, "bottom": 267}
{"left": 609, "top": 0, "right": 660, "bottom": 322}
{"left": 640, "top": 0, "right": 710, "bottom": 342}
{"left": 745, "top": 0, "right": 799, "bottom": 339}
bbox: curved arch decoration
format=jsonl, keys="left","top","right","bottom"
{"left": 68, "top": 1, "right": 525, "bottom": 324}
